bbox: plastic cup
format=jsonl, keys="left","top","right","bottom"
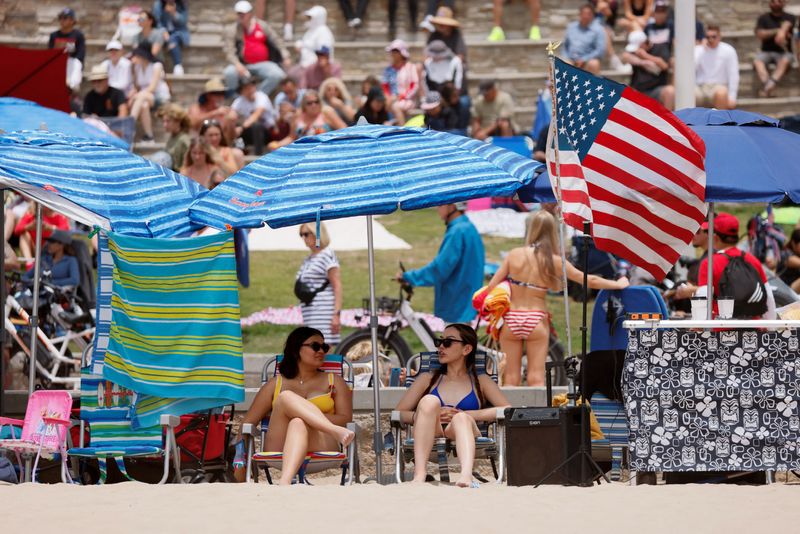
{"left": 691, "top": 298, "right": 708, "bottom": 320}
{"left": 717, "top": 298, "right": 735, "bottom": 319}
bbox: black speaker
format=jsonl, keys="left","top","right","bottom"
{"left": 504, "top": 406, "right": 593, "bottom": 486}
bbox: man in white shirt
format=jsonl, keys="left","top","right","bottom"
{"left": 100, "top": 40, "right": 133, "bottom": 96}
{"left": 694, "top": 24, "right": 739, "bottom": 110}
{"left": 232, "top": 77, "right": 275, "bottom": 156}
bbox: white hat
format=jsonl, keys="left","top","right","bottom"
{"left": 234, "top": 0, "right": 253, "bottom": 14}
{"left": 625, "top": 31, "right": 647, "bottom": 53}
{"left": 105, "top": 39, "right": 123, "bottom": 51}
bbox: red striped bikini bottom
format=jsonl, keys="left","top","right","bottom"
{"left": 503, "top": 309, "right": 548, "bottom": 339}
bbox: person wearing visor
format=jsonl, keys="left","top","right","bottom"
{"left": 398, "top": 202, "right": 484, "bottom": 323}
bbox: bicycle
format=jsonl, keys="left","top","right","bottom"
{"left": 335, "top": 265, "right": 566, "bottom": 386}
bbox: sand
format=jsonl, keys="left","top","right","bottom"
{"left": 4, "top": 480, "right": 799, "bottom": 533}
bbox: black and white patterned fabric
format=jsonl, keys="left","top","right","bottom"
{"left": 623, "top": 328, "right": 800, "bottom": 472}
{"left": 297, "top": 247, "right": 340, "bottom": 344}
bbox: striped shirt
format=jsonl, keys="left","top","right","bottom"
{"left": 297, "top": 247, "right": 340, "bottom": 344}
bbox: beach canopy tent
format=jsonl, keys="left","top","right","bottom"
{"left": 0, "top": 47, "right": 70, "bottom": 113}
{"left": 188, "top": 123, "right": 541, "bottom": 482}
{"left": 0, "top": 130, "right": 205, "bottom": 237}
{"left": 0, "top": 98, "right": 128, "bottom": 151}
{"left": 519, "top": 108, "right": 800, "bottom": 205}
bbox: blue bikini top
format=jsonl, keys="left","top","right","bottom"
{"left": 430, "top": 375, "right": 480, "bottom": 411}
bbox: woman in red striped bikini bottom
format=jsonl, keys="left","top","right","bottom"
{"left": 483, "top": 211, "right": 629, "bottom": 386}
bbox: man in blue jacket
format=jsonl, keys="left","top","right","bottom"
{"left": 399, "top": 202, "right": 485, "bottom": 323}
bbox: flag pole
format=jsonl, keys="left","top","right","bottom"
{"left": 546, "top": 43, "right": 575, "bottom": 400}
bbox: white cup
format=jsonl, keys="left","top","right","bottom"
{"left": 691, "top": 298, "right": 708, "bottom": 320}
{"left": 717, "top": 298, "right": 735, "bottom": 319}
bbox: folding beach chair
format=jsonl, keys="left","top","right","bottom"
{"left": 0, "top": 390, "right": 72, "bottom": 483}
{"left": 242, "top": 354, "right": 359, "bottom": 485}
{"left": 390, "top": 351, "right": 506, "bottom": 484}
{"left": 66, "top": 368, "right": 182, "bottom": 484}
{"left": 589, "top": 392, "right": 628, "bottom": 481}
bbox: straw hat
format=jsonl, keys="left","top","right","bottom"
{"left": 429, "top": 6, "right": 459, "bottom": 27}
{"left": 203, "top": 77, "right": 227, "bottom": 94}
{"left": 87, "top": 64, "right": 109, "bottom": 81}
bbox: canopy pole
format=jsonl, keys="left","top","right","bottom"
{"left": 706, "top": 205, "right": 714, "bottom": 319}
{"left": 25, "top": 202, "right": 44, "bottom": 481}
{"left": 366, "top": 214, "right": 383, "bottom": 483}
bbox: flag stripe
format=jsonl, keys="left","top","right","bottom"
{"left": 622, "top": 89, "right": 706, "bottom": 158}
{"left": 591, "top": 211, "right": 682, "bottom": 266}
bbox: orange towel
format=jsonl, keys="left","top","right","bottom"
{"left": 472, "top": 282, "right": 511, "bottom": 340}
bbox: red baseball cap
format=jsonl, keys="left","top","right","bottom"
{"left": 712, "top": 212, "right": 739, "bottom": 238}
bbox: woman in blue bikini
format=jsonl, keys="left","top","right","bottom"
{"left": 395, "top": 323, "right": 510, "bottom": 487}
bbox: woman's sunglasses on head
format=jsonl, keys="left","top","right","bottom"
{"left": 433, "top": 337, "right": 465, "bottom": 349}
{"left": 302, "top": 342, "right": 330, "bottom": 353}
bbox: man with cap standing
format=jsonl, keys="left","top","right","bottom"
{"left": 470, "top": 80, "right": 516, "bottom": 141}
{"left": 693, "top": 213, "right": 771, "bottom": 319}
{"left": 83, "top": 65, "right": 129, "bottom": 118}
{"left": 48, "top": 8, "right": 86, "bottom": 91}
{"left": 223, "top": 0, "right": 291, "bottom": 97}
{"left": 101, "top": 40, "right": 133, "bottom": 96}
{"left": 399, "top": 203, "right": 485, "bottom": 324}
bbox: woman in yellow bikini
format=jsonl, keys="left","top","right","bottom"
{"left": 236, "top": 326, "right": 355, "bottom": 484}
{"left": 484, "top": 210, "right": 629, "bottom": 386}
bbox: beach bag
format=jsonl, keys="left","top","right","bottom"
{"left": 0, "top": 457, "right": 18, "bottom": 484}
{"left": 718, "top": 252, "right": 768, "bottom": 318}
{"left": 294, "top": 278, "right": 329, "bottom": 305}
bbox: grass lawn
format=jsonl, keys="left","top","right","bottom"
{"left": 239, "top": 207, "right": 590, "bottom": 355}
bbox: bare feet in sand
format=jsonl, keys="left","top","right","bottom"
{"left": 456, "top": 476, "right": 477, "bottom": 488}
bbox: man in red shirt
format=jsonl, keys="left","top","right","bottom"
{"left": 696, "top": 212, "right": 769, "bottom": 318}
{"left": 223, "top": 0, "right": 291, "bottom": 98}
{"left": 14, "top": 206, "right": 71, "bottom": 266}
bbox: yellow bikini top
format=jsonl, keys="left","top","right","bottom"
{"left": 273, "top": 372, "right": 336, "bottom": 414}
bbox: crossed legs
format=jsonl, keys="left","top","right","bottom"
{"left": 264, "top": 390, "right": 354, "bottom": 485}
{"left": 412, "top": 394, "right": 479, "bottom": 487}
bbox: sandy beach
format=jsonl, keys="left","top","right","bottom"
{"left": 4, "top": 481, "right": 799, "bottom": 533}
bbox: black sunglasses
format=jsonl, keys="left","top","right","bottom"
{"left": 302, "top": 342, "right": 330, "bottom": 353}
{"left": 433, "top": 337, "right": 465, "bottom": 349}
{"left": 299, "top": 231, "right": 313, "bottom": 238}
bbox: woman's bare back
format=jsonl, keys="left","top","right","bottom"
{"left": 505, "top": 247, "right": 559, "bottom": 310}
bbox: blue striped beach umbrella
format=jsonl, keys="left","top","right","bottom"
{"left": 189, "top": 124, "right": 542, "bottom": 229}
{"left": 189, "top": 124, "right": 540, "bottom": 482}
{"left": 0, "top": 97, "right": 129, "bottom": 150}
{"left": 0, "top": 130, "right": 205, "bottom": 238}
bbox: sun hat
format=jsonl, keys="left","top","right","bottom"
{"left": 105, "top": 39, "right": 123, "bottom": 51}
{"left": 429, "top": 6, "right": 459, "bottom": 27}
{"left": 203, "top": 77, "right": 227, "bottom": 94}
{"left": 46, "top": 229, "right": 72, "bottom": 245}
{"left": 424, "top": 40, "right": 453, "bottom": 60}
{"left": 625, "top": 31, "right": 647, "bottom": 53}
{"left": 385, "top": 39, "right": 410, "bottom": 59}
{"left": 421, "top": 91, "right": 442, "bottom": 111}
{"left": 88, "top": 64, "right": 109, "bottom": 81}
{"left": 234, "top": 0, "right": 253, "bottom": 14}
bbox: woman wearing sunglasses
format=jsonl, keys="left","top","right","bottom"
{"left": 236, "top": 326, "right": 354, "bottom": 484}
{"left": 395, "top": 323, "right": 510, "bottom": 488}
{"left": 267, "top": 89, "right": 346, "bottom": 151}
{"left": 296, "top": 221, "right": 343, "bottom": 344}
{"left": 482, "top": 210, "right": 629, "bottom": 387}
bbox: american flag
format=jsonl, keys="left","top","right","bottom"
{"left": 546, "top": 58, "right": 707, "bottom": 281}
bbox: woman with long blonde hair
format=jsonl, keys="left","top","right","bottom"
{"left": 483, "top": 210, "right": 629, "bottom": 386}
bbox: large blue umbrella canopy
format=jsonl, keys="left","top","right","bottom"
{"left": 189, "top": 124, "right": 542, "bottom": 229}
{"left": 520, "top": 107, "right": 800, "bottom": 204}
{"left": 0, "top": 131, "right": 204, "bottom": 237}
{"left": 0, "top": 97, "right": 129, "bottom": 150}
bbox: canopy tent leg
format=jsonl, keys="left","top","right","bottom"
{"left": 367, "top": 214, "right": 383, "bottom": 483}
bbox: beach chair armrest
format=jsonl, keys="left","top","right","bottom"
{"left": 42, "top": 417, "right": 71, "bottom": 427}
{"left": 390, "top": 410, "right": 402, "bottom": 424}
{"left": 0, "top": 417, "right": 24, "bottom": 426}
{"left": 241, "top": 423, "right": 255, "bottom": 436}
{"left": 160, "top": 414, "right": 180, "bottom": 428}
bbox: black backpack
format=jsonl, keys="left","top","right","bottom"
{"left": 717, "top": 251, "right": 768, "bottom": 318}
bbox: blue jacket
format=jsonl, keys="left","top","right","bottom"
{"left": 403, "top": 215, "right": 484, "bottom": 323}
{"left": 23, "top": 253, "right": 80, "bottom": 288}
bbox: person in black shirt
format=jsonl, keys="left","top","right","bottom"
{"left": 352, "top": 87, "right": 393, "bottom": 125}
{"left": 83, "top": 65, "right": 129, "bottom": 118}
{"left": 48, "top": 8, "right": 86, "bottom": 90}
{"left": 421, "top": 91, "right": 458, "bottom": 132}
{"left": 754, "top": 0, "right": 796, "bottom": 97}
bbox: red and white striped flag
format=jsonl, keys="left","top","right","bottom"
{"left": 546, "top": 58, "right": 707, "bottom": 281}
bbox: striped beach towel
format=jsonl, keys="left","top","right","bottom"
{"left": 102, "top": 231, "right": 244, "bottom": 428}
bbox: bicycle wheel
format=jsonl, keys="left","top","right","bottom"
{"left": 547, "top": 332, "right": 567, "bottom": 387}
{"left": 336, "top": 327, "right": 413, "bottom": 375}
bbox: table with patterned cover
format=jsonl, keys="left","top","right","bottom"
{"left": 623, "top": 328, "right": 800, "bottom": 472}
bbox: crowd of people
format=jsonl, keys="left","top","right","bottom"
{"left": 59, "top": 0, "right": 800, "bottom": 173}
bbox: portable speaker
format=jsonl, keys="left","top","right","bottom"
{"left": 504, "top": 406, "right": 593, "bottom": 486}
